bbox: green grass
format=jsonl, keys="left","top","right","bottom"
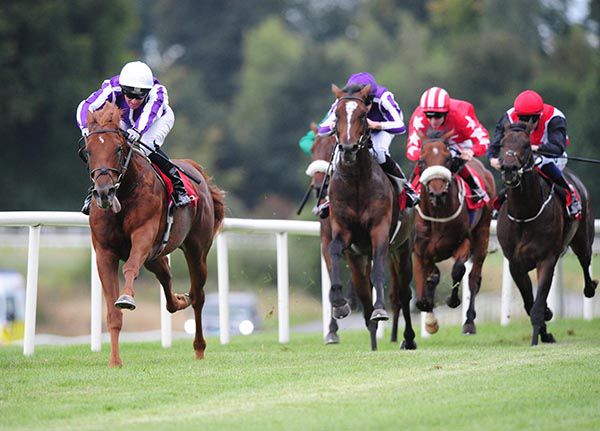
{"left": 1, "top": 319, "right": 599, "bottom": 431}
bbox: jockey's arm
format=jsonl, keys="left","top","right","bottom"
{"left": 488, "top": 112, "right": 510, "bottom": 171}
{"left": 539, "top": 116, "right": 567, "bottom": 156}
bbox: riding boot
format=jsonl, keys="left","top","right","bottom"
{"left": 167, "top": 167, "right": 193, "bottom": 208}
{"left": 81, "top": 187, "right": 93, "bottom": 215}
{"left": 379, "top": 155, "right": 420, "bottom": 207}
{"left": 540, "top": 163, "right": 582, "bottom": 218}
{"left": 462, "top": 173, "right": 487, "bottom": 203}
{"left": 149, "top": 149, "right": 193, "bottom": 208}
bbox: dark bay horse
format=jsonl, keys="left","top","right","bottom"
{"left": 497, "top": 122, "right": 597, "bottom": 345}
{"left": 327, "top": 84, "right": 416, "bottom": 350}
{"left": 413, "top": 130, "right": 495, "bottom": 335}
{"left": 82, "top": 103, "right": 225, "bottom": 367}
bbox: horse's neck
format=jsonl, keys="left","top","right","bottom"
{"left": 338, "top": 149, "right": 375, "bottom": 181}
{"left": 506, "top": 171, "right": 546, "bottom": 219}
{"left": 118, "top": 153, "right": 153, "bottom": 198}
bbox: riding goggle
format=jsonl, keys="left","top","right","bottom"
{"left": 517, "top": 114, "right": 540, "bottom": 123}
{"left": 121, "top": 86, "right": 150, "bottom": 100}
{"left": 425, "top": 112, "right": 446, "bottom": 119}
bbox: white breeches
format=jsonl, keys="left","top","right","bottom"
{"left": 333, "top": 131, "right": 394, "bottom": 166}
{"left": 120, "top": 106, "right": 175, "bottom": 155}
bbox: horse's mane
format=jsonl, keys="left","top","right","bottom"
{"left": 88, "top": 102, "right": 121, "bottom": 129}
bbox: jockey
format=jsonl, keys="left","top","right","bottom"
{"left": 407, "top": 87, "right": 490, "bottom": 202}
{"left": 76, "top": 60, "right": 193, "bottom": 215}
{"left": 488, "top": 90, "right": 581, "bottom": 218}
{"left": 316, "top": 72, "right": 419, "bottom": 218}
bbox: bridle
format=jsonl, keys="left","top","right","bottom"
{"left": 79, "top": 128, "right": 135, "bottom": 192}
{"left": 335, "top": 95, "right": 372, "bottom": 152}
{"left": 499, "top": 128, "right": 535, "bottom": 189}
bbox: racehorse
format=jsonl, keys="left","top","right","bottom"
{"left": 413, "top": 130, "right": 495, "bottom": 335}
{"left": 327, "top": 84, "right": 416, "bottom": 350}
{"left": 497, "top": 122, "right": 597, "bottom": 345}
{"left": 81, "top": 102, "right": 225, "bottom": 367}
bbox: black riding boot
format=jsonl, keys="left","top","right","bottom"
{"left": 540, "top": 164, "right": 581, "bottom": 218}
{"left": 149, "top": 150, "right": 193, "bottom": 208}
{"left": 81, "top": 186, "right": 93, "bottom": 215}
{"left": 379, "top": 155, "right": 419, "bottom": 207}
{"left": 462, "top": 173, "right": 487, "bottom": 202}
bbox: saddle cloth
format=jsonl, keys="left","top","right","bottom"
{"left": 151, "top": 163, "right": 199, "bottom": 207}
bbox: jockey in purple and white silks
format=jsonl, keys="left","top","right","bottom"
{"left": 315, "top": 72, "right": 418, "bottom": 218}
{"left": 77, "top": 61, "right": 192, "bottom": 214}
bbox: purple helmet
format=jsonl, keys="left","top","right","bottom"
{"left": 345, "top": 72, "right": 377, "bottom": 95}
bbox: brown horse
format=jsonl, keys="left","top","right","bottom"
{"left": 413, "top": 130, "right": 495, "bottom": 335}
{"left": 327, "top": 84, "right": 416, "bottom": 351}
{"left": 82, "top": 102, "right": 225, "bottom": 367}
{"left": 497, "top": 122, "right": 597, "bottom": 345}
{"left": 305, "top": 123, "right": 357, "bottom": 344}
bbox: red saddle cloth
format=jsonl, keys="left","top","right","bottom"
{"left": 152, "top": 163, "right": 199, "bottom": 207}
{"left": 410, "top": 171, "right": 487, "bottom": 211}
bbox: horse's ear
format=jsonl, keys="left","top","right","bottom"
{"left": 310, "top": 122, "right": 318, "bottom": 134}
{"left": 359, "top": 84, "right": 371, "bottom": 101}
{"left": 86, "top": 110, "right": 96, "bottom": 129}
{"left": 504, "top": 121, "right": 511, "bottom": 132}
{"left": 442, "top": 129, "right": 455, "bottom": 141}
{"left": 524, "top": 120, "right": 535, "bottom": 135}
{"left": 110, "top": 103, "right": 121, "bottom": 126}
{"left": 332, "top": 84, "right": 344, "bottom": 99}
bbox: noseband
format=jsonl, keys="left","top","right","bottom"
{"left": 79, "top": 128, "right": 134, "bottom": 191}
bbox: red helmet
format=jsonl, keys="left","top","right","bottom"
{"left": 420, "top": 87, "right": 450, "bottom": 112}
{"left": 513, "top": 90, "right": 544, "bottom": 115}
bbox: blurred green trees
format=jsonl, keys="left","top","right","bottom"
{"left": 0, "top": 0, "right": 598, "bottom": 217}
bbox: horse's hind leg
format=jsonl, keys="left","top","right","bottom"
{"left": 328, "top": 234, "right": 351, "bottom": 319}
{"left": 144, "top": 256, "right": 190, "bottom": 313}
{"left": 393, "top": 244, "right": 416, "bottom": 350}
{"left": 569, "top": 218, "right": 598, "bottom": 298}
{"left": 182, "top": 241, "right": 209, "bottom": 359}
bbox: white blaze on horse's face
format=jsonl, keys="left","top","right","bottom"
{"left": 345, "top": 101, "right": 358, "bottom": 143}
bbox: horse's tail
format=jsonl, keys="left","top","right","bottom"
{"left": 186, "top": 160, "right": 226, "bottom": 235}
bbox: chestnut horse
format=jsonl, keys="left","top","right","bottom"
{"left": 413, "top": 130, "right": 495, "bottom": 335}
{"left": 82, "top": 103, "right": 225, "bottom": 367}
{"left": 327, "top": 84, "right": 416, "bottom": 351}
{"left": 497, "top": 122, "right": 596, "bottom": 345}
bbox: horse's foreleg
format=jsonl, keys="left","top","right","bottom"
{"left": 463, "top": 224, "right": 490, "bottom": 335}
{"left": 118, "top": 227, "right": 157, "bottom": 309}
{"left": 509, "top": 261, "right": 534, "bottom": 316}
{"left": 447, "top": 239, "right": 471, "bottom": 310}
{"left": 369, "top": 226, "right": 389, "bottom": 321}
{"left": 328, "top": 233, "right": 351, "bottom": 319}
{"left": 94, "top": 247, "right": 122, "bottom": 368}
{"left": 348, "top": 254, "right": 377, "bottom": 350}
{"left": 395, "top": 244, "right": 416, "bottom": 350}
{"left": 415, "top": 255, "right": 437, "bottom": 312}
{"left": 532, "top": 258, "right": 559, "bottom": 345}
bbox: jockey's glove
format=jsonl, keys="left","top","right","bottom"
{"left": 81, "top": 128, "right": 89, "bottom": 138}
{"left": 126, "top": 128, "right": 141, "bottom": 143}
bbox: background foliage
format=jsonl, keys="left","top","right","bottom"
{"left": 1, "top": 0, "right": 598, "bottom": 217}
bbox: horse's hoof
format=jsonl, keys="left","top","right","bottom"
{"left": 332, "top": 303, "right": 351, "bottom": 320}
{"left": 425, "top": 313, "right": 439, "bottom": 334}
{"left": 400, "top": 340, "right": 417, "bottom": 350}
{"left": 584, "top": 280, "right": 598, "bottom": 298}
{"left": 462, "top": 323, "right": 477, "bottom": 335}
{"left": 370, "top": 308, "right": 389, "bottom": 321}
{"left": 325, "top": 333, "right": 340, "bottom": 345}
{"left": 544, "top": 307, "right": 553, "bottom": 321}
{"left": 115, "top": 295, "right": 136, "bottom": 310}
{"left": 446, "top": 295, "right": 461, "bottom": 309}
{"left": 541, "top": 332, "right": 556, "bottom": 343}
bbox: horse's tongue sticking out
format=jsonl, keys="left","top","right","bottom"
{"left": 111, "top": 197, "right": 122, "bottom": 214}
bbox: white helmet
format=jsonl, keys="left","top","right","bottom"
{"left": 119, "top": 61, "right": 154, "bottom": 93}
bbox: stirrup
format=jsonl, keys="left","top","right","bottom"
{"left": 81, "top": 195, "right": 92, "bottom": 215}
{"left": 173, "top": 193, "right": 193, "bottom": 208}
{"left": 404, "top": 186, "right": 420, "bottom": 208}
{"left": 471, "top": 187, "right": 487, "bottom": 203}
{"left": 315, "top": 201, "right": 330, "bottom": 219}
{"left": 568, "top": 196, "right": 582, "bottom": 218}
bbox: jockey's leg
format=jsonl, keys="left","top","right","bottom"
{"left": 81, "top": 186, "right": 93, "bottom": 215}
{"left": 148, "top": 149, "right": 193, "bottom": 208}
{"left": 539, "top": 162, "right": 581, "bottom": 218}
{"left": 458, "top": 166, "right": 487, "bottom": 202}
{"left": 379, "top": 155, "right": 420, "bottom": 207}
